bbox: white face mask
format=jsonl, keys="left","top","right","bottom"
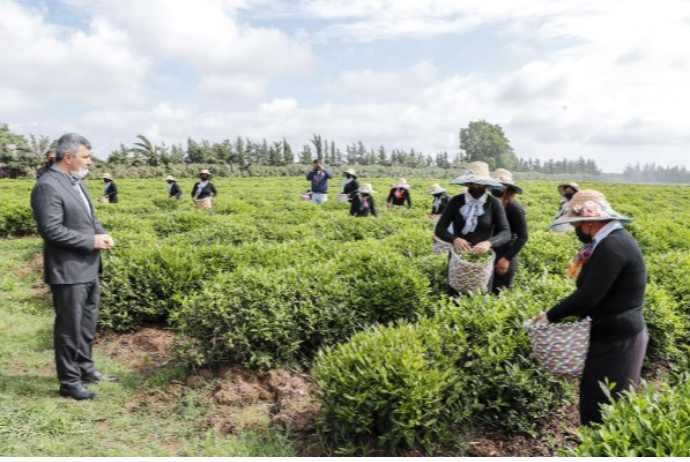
{"left": 70, "top": 166, "right": 89, "bottom": 180}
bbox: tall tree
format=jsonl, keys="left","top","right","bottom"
{"left": 459, "top": 120, "right": 518, "bottom": 170}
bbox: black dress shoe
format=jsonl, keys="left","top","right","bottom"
{"left": 82, "top": 371, "right": 119, "bottom": 384}
{"left": 59, "top": 385, "right": 100, "bottom": 400}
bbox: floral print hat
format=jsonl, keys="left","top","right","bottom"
{"left": 549, "top": 189, "right": 632, "bottom": 228}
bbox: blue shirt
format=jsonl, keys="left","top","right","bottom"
{"left": 306, "top": 169, "right": 334, "bottom": 194}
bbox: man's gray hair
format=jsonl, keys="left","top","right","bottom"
{"left": 55, "top": 133, "right": 92, "bottom": 161}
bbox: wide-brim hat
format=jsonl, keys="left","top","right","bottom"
{"left": 427, "top": 183, "right": 446, "bottom": 195}
{"left": 102, "top": 173, "right": 112, "bottom": 180}
{"left": 491, "top": 168, "right": 523, "bottom": 194}
{"left": 393, "top": 178, "right": 411, "bottom": 189}
{"left": 344, "top": 169, "right": 357, "bottom": 178}
{"left": 164, "top": 175, "right": 176, "bottom": 181}
{"left": 198, "top": 169, "right": 212, "bottom": 177}
{"left": 558, "top": 182, "right": 580, "bottom": 196}
{"left": 450, "top": 161, "right": 503, "bottom": 188}
{"left": 549, "top": 189, "right": 632, "bottom": 228}
{"left": 358, "top": 183, "right": 377, "bottom": 194}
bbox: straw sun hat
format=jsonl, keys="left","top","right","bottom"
{"left": 358, "top": 183, "right": 377, "bottom": 194}
{"left": 198, "top": 169, "right": 212, "bottom": 177}
{"left": 558, "top": 182, "right": 580, "bottom": 196}
{"left": 491, "top": 168, "right": 523, "bottom": 194}
{"left": 344, "top": 169, "right": 357, "bottom": 178}
{"left": 450, "top": 162, "right": 503, "bottom": 188}
{"left": 426, "top": 183, "right": 446, "bottom": 195}
{"left": 549, "top": 189, "right": 632, "bottom": 228}
{"left": 164, "top": 175, "right": 176, "bottom": 181}
{"left": 102, "top": 173, "right": 113, "bottom": 180}
{"left": 393, "top": 178, "right": 411, "bottom": 189}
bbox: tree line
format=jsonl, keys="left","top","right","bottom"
{"left": 623, "top": 163, "right": 690, "bottom": 183}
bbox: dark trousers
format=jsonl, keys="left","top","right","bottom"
{"left": 579, "top": 329, "right": 649, "bottom": 426}
{"left": 51, "top": 280, "right": 100, "bottom": 387}
{"left": 492, "top": 255, "right": 519, "bottom": 295}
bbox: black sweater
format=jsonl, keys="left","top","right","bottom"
{"left": 169, "top": 182, "right": 182, "bottom": 199}
{"left": 492, "top": 200, "right": 528, "bottom": 260}
{"left": 104, "top": 181, "right": 118, "bottom": 203}
{"left": 192, "top": 181, "right": 217, "bottom": 200}
{"left": 430, "top": 193, "right": 449, "bottom": 215}
{"left": 435, "top": 193, "right": 510, "bottom": 248}
{"left": 547, "top": 229, "right": 647, "bottom": 342}
{"left": 343, "top": 179, "right": 360, "bottom": 198}
{"left": 387, "top": 188, "right": 412, "bottom": 208}
{"left": 350, "top": 193, "right": 377, "bottom": 217}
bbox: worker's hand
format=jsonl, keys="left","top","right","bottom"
{"left": 533, "top": 312, "right": 550, "bottom": 325}
{"left": 496, "top": 257, "right": 510, "bottom": 276}
{"left": 472, "top": 240, "right": 492, "bottom": 254}
{"left": 454, "top": 238, "right": 471, "bottom": 253}
{"left": 94, "top": 234, "right": 115, "bottom": 250}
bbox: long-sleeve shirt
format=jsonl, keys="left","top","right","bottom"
{"left": 387, "top": 188, "right": 412, "bottom": 208}
{"left": 342, "top": 179, "right": 360, "bottom": 198}
{"left": 434, "top": 193, "right": 510, "bottom": 248}
{"left": 104, "top": 181, "right": 118, "bottom": 203}
{"left": 492, "top": 200, "right": 528, "bottom": 260}
{"left": 350, "top": 193, "right": 377, "bottom": 217}
{"left": 547, "top": 229, "right": 646, "bottom": 342}
{"left": 192, "top": 181, "right": 217, "bottom": 200}
{"left": 431, "top": 194, "right": 449, "bottom": 215}
{"left": 306, "top": 169, "right": 334, "bottom": 194}
{"left": 168, "top": 182, "right": 182, "bottom": 199}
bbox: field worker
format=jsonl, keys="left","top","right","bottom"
{"left": 427, "top": 183, "right": 449, "bottom": 216}
{"left": 306, "top": 160, "right": 333, "bottom": 204}
{"left": 341, "top": 169, "right": 360, "bottom": 201}
{"left": 534, "top": 190, "right": 647, "bottom": 427}
{"left": 192, "top": 169, "right": 217, "bottom": 209}
{"left": 101, "top": 173, "right": 118, "bottom": 203}
{"left": 36, "top": 150, "right": 56, "bottom": 180}
{"left": 350, "top": 183, "right": 378, "bottom": 217}
{"left": 165, "top": 175, "right": 182, "bottom": 200}
{"left": 31, "top": 133, "right": 118, "bottom": 400}
{"left": 434, "top": 162, "right": 510, "bottom": 293}
{"left": 552, "top": 182, "right": 580, "bottom": 233}
{"left": 387, "top": 178, "right": 412, "bottom": 210}
{"left": 489, "top": 169, "right": 528, "bottom": 294}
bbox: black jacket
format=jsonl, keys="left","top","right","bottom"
{"left": 492, "top": 200, "right": 528, "bottom": 260}
{"left": 387, "top": 188, "right": 412, "bottom": 208}
{"left": 547, "top": 229, "right": 646, "bottom": 342}
{"left": 169, "top": 181, "right": 182, "bottom": 199}
{"left": 430, "top": 193, "right": 449, "bottom": 215}
{"left": 343, "top": 179, "right": 360, "bottom": 199}
{"left": 36, "top": 164, "right": 51, "bottom": 180}
{"left": 350, "top": 193, "right": 377, "bottom": 217}
{"left": 104, "top": 181, "right": 118, "bottom": 203}
{"left": 192, "top": 181, "right": 217, "bottom": 200}
{"left": 434, "top": 193, "right": 510, "bottom": 248}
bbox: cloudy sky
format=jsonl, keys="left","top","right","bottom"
{"left": 1, "top": 0, "right": 689, "bottom": 172}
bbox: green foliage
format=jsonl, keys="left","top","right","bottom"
{"left": 459, "top": 120, "right": 518, "bottom": 170}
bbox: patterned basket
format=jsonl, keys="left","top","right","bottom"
{"left": 336, "top": 193, "right": 350, "bottom": 203}
{"left": 300, "top": 194, "right": 311, "bottom": 201}
{"left": 427, "top": 214, "right": 442, "bottom": 222}
{"left": 448, "top": 249, "right": 495, "bottom": 293}
{"left": 523, "top": 317, "right": 591, "bottom": 376}
{"left": 432, "top": 235, "right": 453, "bottom": 255}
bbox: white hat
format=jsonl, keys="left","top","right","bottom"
{"left": 102, "top": 173, "right": 112, "bottom": 180}
{"left": 393, "top": 178, "right": 411, "bottom": 189}
{"left": 344, "top": 169, "right": 357, "bottom": 178}
{"left": 558, "top": 182, "right": 580, "bottom": 196}
{"left": 450, "top": 162, "right": 503, "bottom": 188}
{"left": 198, "top": 169, "right": 212, "bottom": 177}
{"left": 358, "top": 183, "right": 378, "bottom": 194}
{"left": 491, "top": 168, "right": 523, "bottom": 194}
{"left": 165, "top": 175, "right": 175, "bottom": 181}
{"left": 427, "top": 183, "right": 446, "bottom": 195}
{"left": 549, "top": 189, "right": 632, "bottom": 228}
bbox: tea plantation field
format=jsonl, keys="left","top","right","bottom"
{"left": 1, "top": 177, "right": 689, "bottom": 456}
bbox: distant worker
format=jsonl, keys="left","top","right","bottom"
{"left": 341, "top": 169, "right": 360, "bottom": 201}
{"left": 350, "top": 183, "right": 378, "bottom": 217}
{"left": 36, "top": 150, "right": 56, "bottom": 180}
{"left": 306, "top": 160, "right": 333, "bottom": 204}
{"left": 553, "top": 182, "right": 580, "bottom": 233}
{"left": 192, "top": 169, "right": 217, "bottom": 209}
{"left": 165, "top": 175, "right": 182, "bottom": 200}
{"left": 101, "top": 174, "right": 118, "bottom": 203}
{"left": 387, "top": 178, "right": 412, "bottom": 210}
{"left": 427, "top": 183, "right": 449, "bottom": 216}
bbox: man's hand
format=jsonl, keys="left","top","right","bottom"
{"left": 472, "top": 240, "right": 492, "bottom": 254}
{"left": 94, "top": 234, "right": 115, "bottom": 250}
{"left": 496, "top": 257, "right": 510, "bottom": 276}
{"left": 453, "top": 237, "right": 471, "bottom": 253}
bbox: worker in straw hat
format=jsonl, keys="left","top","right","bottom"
{"left": 387, "top": 178, "right": 412, "bottom": 211}
{"left": 489, "top": 169, "right": 528, "bottom": 294}
{"left": 191, "top": 169, "right": 217, "bottom": 209}
{"left": 350, "top": 183, "right": 378, "bottom": 217}
{"left": 100, "top": 173, "right": 118, "bottom": 203}
{"left": 534, "top": 189, "right": 647, "bottom": 427}
{"left": 427, "top": 183, "right": 449, "bottom": 215}
{"left": 165, "top": 175, "right": 182, "bottom": 200}
{"left": 341, "top": 169, "right": 360, "bottom": 201}
{"left": 552, "top": 182, "right": 580, "bottom": 233}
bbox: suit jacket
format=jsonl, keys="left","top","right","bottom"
{"left": 31, "top": 167, "right": 106, "bottom": 285}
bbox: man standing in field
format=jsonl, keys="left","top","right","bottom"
{"left": 306, "top": 159, "right": 333, "bottom": 204}
{"left": 31, "top": 133, "right": 117, "bottom": 400}
{"left": 35, "top": 150, "right": 56, "bottom": 180}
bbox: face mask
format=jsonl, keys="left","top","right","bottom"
{"left": 575, "top": 226, "right": 593, "bottom": 244}
{"left": 468, "top": 187, "right": 485, "bottom": 199}
{"left": 564, "top": 192, "right": 574, "bottom": 201}
{"left": 490, "top": 189, "right": 503, "bottom": 198}
{"left": 47, "top": 158, "right": 55, "bottom": 166}
{"left": 70, "top": 165, "right": 89, "bottom": 180}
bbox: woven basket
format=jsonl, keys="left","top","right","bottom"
{"left": 336, "top": 193, "right": 350, "bottom": 203}
{"left": 524, "top": 317, "right": 591, "bottom": 376}
{"left": 300, "top": 194, "right": 311, "bottom": 201}
{"left": 427, "top": 214, "right": 441, "bottom": 222}
{"left": 448, "top": 249, "right": 495, "bottom": 293}
{"left": 432, "top": 235, "right": 453, "bottom": 255}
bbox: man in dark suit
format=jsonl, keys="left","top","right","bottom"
{"left": 31, "top": 133, "right": 117, "bottom": 400}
